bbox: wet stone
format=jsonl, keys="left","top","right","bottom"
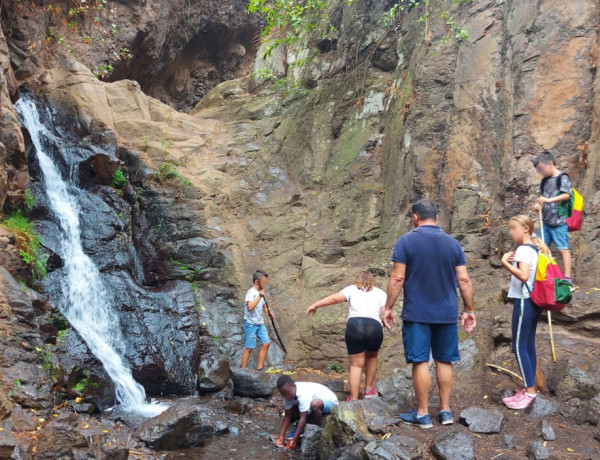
{"left": 431, "top": 428, "right": 474, "bottom": 460}
{"left": 230, "top": 368, "right": 277, "bottom": 398}
{"left": 300, "top": 424, "right": 322, "bottom": 460}
{"left": 459, "top": 407, "right": 504, "bottom": 433}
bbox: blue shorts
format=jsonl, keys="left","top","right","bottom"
{"left": 243, "top": 321, "right": 270, "bottom": 349}
{"left": 322, "top": 399, "right": 336, "bottom": 414}
{"left": 402, "top": 321, "right": 460, "bottom": 363}
{"left": 542, "top": 223, "right": 569, "bottom": 250}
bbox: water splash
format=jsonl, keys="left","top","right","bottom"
{"left": 15, "top": 94, "right": 167, "bottom": 417}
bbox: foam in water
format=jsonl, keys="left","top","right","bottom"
{"left": 15, "top": 94, "right": 167, "bottom": 417}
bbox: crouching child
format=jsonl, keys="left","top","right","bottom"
{"left": 275, "top": 375, "right": 339, "bottom": 451}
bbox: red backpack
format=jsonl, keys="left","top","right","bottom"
{"left": 523, "top": 244, "right": 571, "bottom": 311}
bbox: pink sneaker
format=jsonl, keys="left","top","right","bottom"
{"left": 502, "top": 389, "right": 525, "bottom": 405}
{"left": 346, "top": 395, "right": 354, "bottom": 402}
{"left": 506, "top": 391, "right": 536, "bottom": 410}
{"left": 364, "top": 387, "right": 379, "bottom": 398}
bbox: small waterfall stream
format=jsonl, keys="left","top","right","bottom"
{"left": 15, "top": 94, "right": 167, "bottom": 417}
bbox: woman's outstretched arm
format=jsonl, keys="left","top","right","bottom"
{"left": 306, "top": 292, "right": 347, "bottom": 317}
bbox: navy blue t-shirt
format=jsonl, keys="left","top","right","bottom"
{"left": 391, "top": 225, "right": 466, "bottom": 324}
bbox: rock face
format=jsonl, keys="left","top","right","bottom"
{"left": 431, "top": 429, "right": 475, "bottom": 460}
{"left": 135, "top": 397, "right": 229, "bottom": 450}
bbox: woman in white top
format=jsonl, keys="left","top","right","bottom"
{"left": 306, "top": 271, "right": 387, "bottom": 401}
{"left": 500, "top": 215, "right": 550, "bottom": 410}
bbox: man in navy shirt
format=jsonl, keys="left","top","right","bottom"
{"left": 383, "top": 199, "right": 476, "bottom": 428}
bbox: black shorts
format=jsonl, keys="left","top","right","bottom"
{"left": 344, "top": 317, "right": 384, "bottom": 355}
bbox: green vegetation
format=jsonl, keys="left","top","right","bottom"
{"left": 171, "top": 259, "right": 202, "bottom": 282}
{"left": 0, "top": 211, "right": 46, "bottom": 279}
{"left": 11, "top": 378, "right": 22, "bottom": 397}
{"left": 24, "top": 189, "right": 35, "bottom": 212}
{"left": 47, "top": 313, "right": 70, "bottom": 331}
{"left": 57, "top": 329, "right": 68, "bottom": 342}
{"left": 155, "top": 130, "right": 193, "bottom": 187}
{"left": 327, "top": 362, "right": 344, "bottom": 373}
{"left": 35, "top": 345, "right": 61, "bottom": 380}
{"left": 111, "top": 167, "right": 128, "bottom": 189}
{"left": 72, "top": 375, "right": 99, "bottom": 394}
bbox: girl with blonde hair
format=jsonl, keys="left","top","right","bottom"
{"left": 500, "top": 215, "right": 551, "bottom": 410}
{"left": 306, "top": 271, "right": 387, "bottom": 401}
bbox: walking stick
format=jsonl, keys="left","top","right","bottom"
{"left": 538, "top": 208, "right": 557, "bottom": 363}
{"left": 263, "top": 297, "right": 287, "bottom": 354}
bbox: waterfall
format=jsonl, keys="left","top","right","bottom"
{"left": 15, "top": 94, "right": 167, "bottom": 417}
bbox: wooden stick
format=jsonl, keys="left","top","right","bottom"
{"left": 485, "top": 363, "right": 523, "bottom": 381}
{"left": 535, "top": 360, "right": 545, "bottom": 390}
{"left": 548, "top": 311, "right": 557, "bottom": 362}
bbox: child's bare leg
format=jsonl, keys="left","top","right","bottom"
{"left": 349, "top": 352, "right": 365, "bottom": 399}
{"left": 364, "top": 351, "right": 378, "bottom": 390}
{"left": 559, "top": 249, "right": 572, "bottom": 279}
{"left": 257, "top": 343, "right": 270, "bottom": 370}
{"left": 241, "top": 348, "right": 252, "bottom": 368}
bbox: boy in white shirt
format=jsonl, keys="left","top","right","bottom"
{"left": 275, "top": 375, "right": 338, "bottom": 451}
{"left": 241, "top": 270, "right": 274, "bottom": 370}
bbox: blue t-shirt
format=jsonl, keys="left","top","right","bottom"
{"left": 392, "top": 225, "right": 466, "bottom": 324}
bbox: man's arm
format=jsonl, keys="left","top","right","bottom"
{"left": 287, "top": 411, "right": 308, "bottom": 450}
{"left": 456, "top": 265, "right": 476, "bottom": 333}
{"left": 382, "top": 262, "right": 406, "bottom": 330}
{"left": 276, "top": 409, "right": 291, "bottom": 447}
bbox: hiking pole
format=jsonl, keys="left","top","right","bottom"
{"left": 263, "top": 297, "right": 288, "bottom": 354}
{"left": 539, "top": 208, "right": 557, "bottom": 363}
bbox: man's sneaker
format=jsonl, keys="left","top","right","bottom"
{"left": 400, "top": 409, "right": 433, "bottom": 429}
{"left": 364, "top": 387, "right": 379, "bottom": 398}
{"left": 284, "top": 426, "right": 297, "bottom": 440}
{"left": 502, "top": 389, "right": 525, "bottom": 405}
{"left": 438, "top": 410, "right": 453, "bottom": 425}
{"left": 505, "top": 391, "right": 537, "bottom": 410}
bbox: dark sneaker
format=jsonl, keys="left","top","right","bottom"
{"left": 400, "top": 409, "right": 433, "bottom": 429}
{"left": 285, "top": 426, "right": 297, "bottom": 440}
{"left": 438, "top": 410, "right": 453, "bottom": 425}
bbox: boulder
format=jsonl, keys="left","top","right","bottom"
{"left": 454, "top": 339, "right": 479, "bottom": 374}
{"left": 360, "top": 398, "right": 401, "bottom": 434}
{"left": 526, "top": 396, "right": 558, "bottom": 419}
{"left": 300, "top": 423, "right": 323, "bottom": 460}
{"left": 364, "top": 434, "right": 423, "bottom": 459}
{"left": 135, "top": 397, "right": 229, "bottom": 450}
{"left": 539, "top": 420, "right": 556, "bottom": 441}
{"left": 459, "top": 407, "right": 504, "bottom": 433}
{"left": 197, "top": 357, "right": 231, "bottom": 394}
{"left": 0, "top": 422, "right": 16, "bottom": 459}
{"left": 527, "top": 441, "right": 550, "bottom": 460}
{"left": 321, "top": 400, "right": 376, "bottom": 459}
{"left": 0, "top": 267, "right": 34, "bottom": 320}
{"left": 548, "top": 357, "right": 600, "bottom": 400}
{"left": 431, "top": 428, "right": 474, "bottom": 460}
{"left": 375, "top": 367, "right": 414, "bottom": 404}
{"left": 36, "top": 422, "right": 88, "bottom": 458}
{"left": 230, "top": 368, "right": 277, "bottom": 398}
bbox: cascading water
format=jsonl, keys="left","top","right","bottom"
{"left": 15, "top": 94, "right": 167, "bottom": 417}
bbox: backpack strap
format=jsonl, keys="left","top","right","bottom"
{"left": 520, "top": 244, "right": 539, "bottom": 294}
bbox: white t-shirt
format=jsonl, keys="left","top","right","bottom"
{"left": 507, "top": 245, "right": 539, "bottom": 299}
{"left": 340, "top": 285, "right": 387, "bottom": 325}
{"left": 244, "top": 287, "right": 265, "bottom": 325}
{"left": 284, "top": 382, "right": 338, "bottom": 413}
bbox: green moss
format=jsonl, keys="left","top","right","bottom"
{"left": 0, "top": 211, "right": 46, "bottom": 279}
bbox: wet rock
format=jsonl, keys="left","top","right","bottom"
{"left": 526, "top": 396, "right": 558, "bottom": 419}
{"left": 0, "top": 422, "right": 16, "bottom": 458}
{"left": 300, "top": 424, "right": 323, "bottom": 460}
{"left": 36, "top": 422, "right": 88, "bottom": 458}
{"left": 135, "top": 397, "right": 229, "bottom": 450}
{"left": 459, "top": 407, "right": 504, "bottom": 433}
{"left": 197, "top": 357, "right": 231, "bottom": 394}
{"left": 328, "top": 442, "right": 368, "bottom": 460}
{"left": 527, "top": 441, "right": 550, "bottom": 460}
{"left": 364, "top": 434, "right": 422, "bottom": 459}
{"left": 361, "top": 398, "right": 401, "bottom": 434}
{"left": 431, "top": 428, "right": 474, "bottom": 460}
{"left": 217, "top": 379, "right": 235, "bottom": 400}
{"left": 540, "top": 420, "right": 556, "bottom": 441}
{"left": 0, "top": 267, "right": 34, "bottom": 320}
{"left": 69, "top": 402, "right": 97, "bottom": 414}
{"left": 230, "top": 368, "right": 277, "bottom": 398}
{"left": 321, "top": 400, "right": 375, "bottom": 458}
{"left": 10, "top": 405, "right": 37, "bottom": 432}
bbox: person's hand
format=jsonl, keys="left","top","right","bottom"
{"left": 259, "top": 289, "right": 265, "bottom": 297}
{"left": 382, "top": 309, "right": 396, "bottom": 331}
{"left": 462, "top": 312, "right": 476, "bottom": 333}
{"left": 306, "top": 305, "right": 318, "bottom": 317}
{"left": 501, "top": 251, "right": 514, "bottom": 265}
{"left": 269, "top": 311, "right": 275, "bottom": 320}
{"left": 286, "top": 439, "right": 298, "bottom": 451}
{"left": 537, "top": 196, "right": 549, "bottom": 205}
{"left": 275, "top": 437, "right": 285, "bottom": 448}
{"left": 533, "top": 202, "right": 541, "bottom": 212}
